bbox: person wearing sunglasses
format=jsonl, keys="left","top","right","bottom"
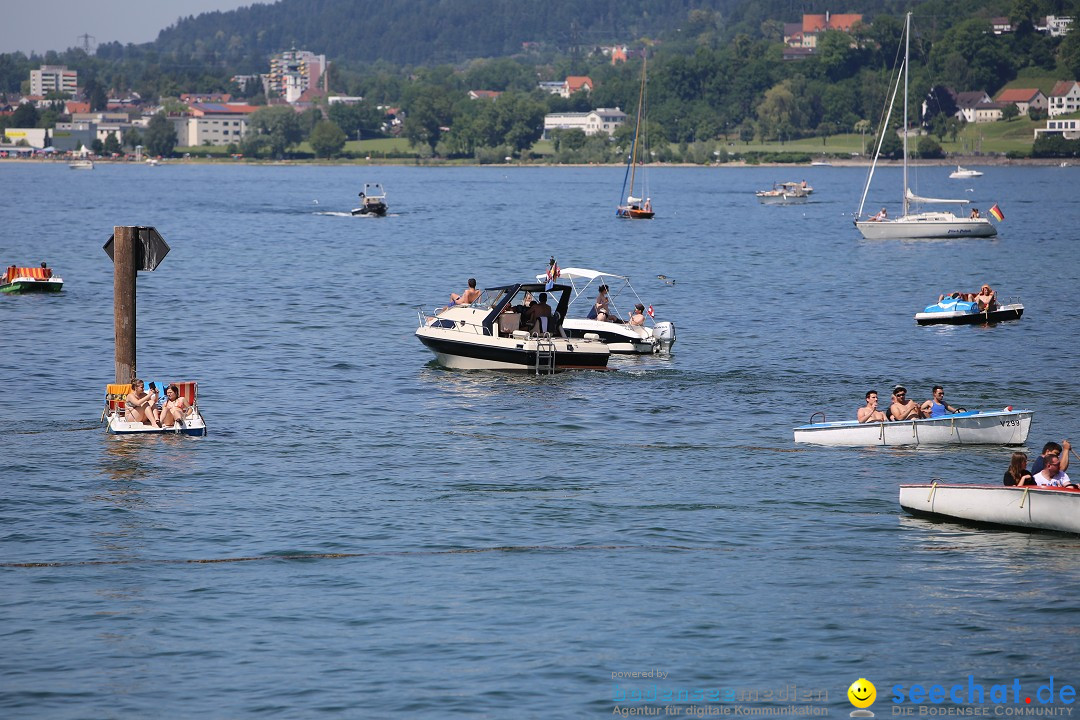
{"left": 1031, "top": 454, "right": 1075, "bottom": 488}
{"left": 889, "top": 385, "right": 923, "bottom": 421}
{"left": 1031, "top": 440, "right": 1071, "bottom": 476}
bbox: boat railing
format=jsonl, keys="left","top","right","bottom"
{"left": 809, "top": 411, "right": 826, "bottom": 424}
{"left": 417, "top": 308, "right": 490, "bottom": 335}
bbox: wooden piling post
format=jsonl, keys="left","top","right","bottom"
{"left": 113, "top": 226, "right": 137, "bottom": 384}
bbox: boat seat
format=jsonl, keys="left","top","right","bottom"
{"left": 531, "top": 315, "right": 549, "bottom": 334}
{"left": 174, "top": 381, "right": 198, "bottom": 408}
{"left": 105, "top": 383, "right": 131, "bottom": 415}
{"left": 497, "top": 312, "right": 520, "bottom": 337}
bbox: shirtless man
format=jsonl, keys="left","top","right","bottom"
{"left": 889, "top": 385, "right": 922, "bottom": 420}
{"left": 125, "top": 378, "right": 160, "bottom": 427}
{"left": 628, "top": 303, "right": 646, "bottom": 326}
{"left": 857, "top": 391, "right": 888, "bottom": 423}
{"left": 449, "top": 278, "right": 481, "bottom": 306}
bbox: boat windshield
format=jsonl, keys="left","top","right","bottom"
{"left": 473, "top": 288, "right": 510, "bottom": 309}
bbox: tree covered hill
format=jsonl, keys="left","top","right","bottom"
{"left": 149, "top": 0, "right": 1012, "bottom": 68}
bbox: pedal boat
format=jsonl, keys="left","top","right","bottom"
{"left": 103, "top": 381, "right": 207, "bottom": 436}
{"left": 915, "top": 296, "right": 1023, "bottom": 325}
{"left": 1, "top": 265, "right": 63, "bottom": 293}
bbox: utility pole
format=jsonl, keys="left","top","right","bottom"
{"left": 78, "top": 33, "right": 95, "bottom": 53}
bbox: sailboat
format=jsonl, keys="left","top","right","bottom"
{"left": 616, "top": 56, "right": 654, "bottom": 220}
{"left": 854, "top": 13, "right": 997, "bottom": 240}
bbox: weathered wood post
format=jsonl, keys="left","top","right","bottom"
{"left": 112, "top": 226, "right": 138, "bottom": 384}
{"left": 103, "top": 226, "right": 171, "bottom": 384}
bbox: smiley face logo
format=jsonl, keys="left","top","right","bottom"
{"left": 848, "top": 678, "right": 876, "bottom": 709}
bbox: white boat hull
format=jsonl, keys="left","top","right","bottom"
{"left": 415, "top": 325, "right": 609, "bottom": 371}
{"left": 855, "top": 213, "right": 997, "bottom": 239}
{"left": 915, "top": 302, "right": 1024, "bottom": 325}
{"left": 900, "top": 484, "right": 1080, "bottom": 534}
{"left": 793, "top": 410, "right": 1031, "bottom": 447}
{"left": 105, "top": 411, "right": 207, "bottom": 436}
{"left": 561, "top": 318, "right": 664, "bottom": 354}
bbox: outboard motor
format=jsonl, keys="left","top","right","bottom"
{"left": 652, "top": 321, "right": 676, "bottom": 352}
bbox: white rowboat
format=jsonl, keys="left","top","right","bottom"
{"left": 793, "top": 409, "right": 1031, "bottom": 446}
{"left": 900, "top": 484, "right": 1080, "bottom": 535}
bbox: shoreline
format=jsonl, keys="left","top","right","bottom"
{"left": 0, "top": 156, "right": 1071, "bottom": 168}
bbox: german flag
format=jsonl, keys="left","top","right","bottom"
{"left": 989, "top": 204, "right": 1004, "bottom": 221}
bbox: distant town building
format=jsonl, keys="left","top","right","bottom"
{"left": 1039, "top": 15, "right": 1074, "bottom": 37}
{"left": 267, "top": 49, "right": 326, "bottom": 104}
{"left": 1034, "top": 118, "right": 1080, "bottom": 140}
{"left": 955, "top": 91, "right": 1002, "bottom": 123}
{"left": 30, "top": 65, "right": 77, "bottom": 97}
{"left": 467, "top": 90, "right": 501, "bottom": 100}
{"left": 784, "top": 13, "right": 863, "bottom": 51}
{"left": 538, "top": 76, "right": 594, "bottom": 98}
{"left": 994, "top": 88, "right": 1047, "bottom": 116}
{"left": 179, "top": 102, "right": 261, "bottom": 146}
{"left": 1048, "top": 81, "right": 1080, "bottom": 117}
{"left": 328, "top": 96, "right": 364, "bottom": 105}
{"left": 543, "top": 107, "right": 626, "bottom": 138}
{"left": 2, "top": 127, "right": 49, "bottom": 149}
{"left": 991, "top": 17, "right": 1014, "bottom": 35}
{"left": 181, "top": 93, "right": 232, "bottom": 104}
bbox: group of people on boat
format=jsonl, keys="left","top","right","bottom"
{"left": 1003, "top": 440, "right": 1075, "bottom": 487}
{"left": 587, "top": 284, "right": 646, "bottom": 327}
{"left": 936, "top": 284, "right": 997, "bottom": 310}
{"left": 857, "top": 384, "right": 962, "bottom": 423}
{"left": 124, "top": 378, "right": 194, "bottom": 429}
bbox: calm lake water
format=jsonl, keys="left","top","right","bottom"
{"left": 2, "top": 161, "right": 1079, "bottom": 718}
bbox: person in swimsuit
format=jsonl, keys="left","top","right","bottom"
{"left": 125, "top": 379, "right": 160, "bottom": 427}
{"left": 889, "top": 385, "right": 923, "bottom": 420}
{"left": 160, "top": 384, "right": 194, "bottom": 427}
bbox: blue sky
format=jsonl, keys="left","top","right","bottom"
{"left": 0, "top": 1, "right": 261, "bottom": 55}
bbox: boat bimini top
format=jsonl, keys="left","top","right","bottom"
{"left": 533, "top": 267, "right": 652, "bottom": 323}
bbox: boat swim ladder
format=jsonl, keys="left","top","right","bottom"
{"left": 533, "top": 338, "right": 556, "bottom": 375}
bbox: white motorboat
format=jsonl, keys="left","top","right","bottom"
{"left": 533, "top": 267, "right": 675, "bottom": 354}
{"left": 102, "top": 381, "right": 207, "bottom": 436}
{"left": 415, "top": 281, "right": 610, "bottom": 373}
{"left": 69, "top": 159, "right": 94, "bottom": 170}
{"left": 915, "top": 296, "right": 1023, "bottom": 325}
{"left": 756, "top": 181, "right": 809, "bottom": 204}
{"left": 949, "top": 165, "right": 983, "bottom": 179}
{"left": 853, "top": 13, "right": 997, "bottom": 240}
{"left": 900, "top": 484, "right": 1080, "bottom": 535}
{"left": 352, "top": 183, "right": 388, "bottom": 216}
{"left": 793, "top": 409, "right": 1032, "bottom": 447}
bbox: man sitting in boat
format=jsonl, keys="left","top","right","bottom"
{"left": 1031, "top": 455, "right": 1074, "bottom": 487}
{"left": 920, "top": 385, "right": 958, "bottom": 418}
{"left": 1031, "top": 440, "right": 1071, "bottom": 476}
{"left": 525, "top": 292, "right": 552, "bottom": 334}
{"left": 969, "top": 208, "right": 980, "bottom": 219}
{"left": 857, "top": 390, "right": 888, "bottom": 423}
{"left": 449, "top": 278, "right": 481, "bottom": 307}
{"left": 888, "top": 385, "right": 923, "bottom": 420}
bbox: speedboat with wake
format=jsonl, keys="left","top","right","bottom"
{"left": 415, "top": 281, "right": 610, "bottom": 373}
{"left": 793, "top": 408, "right": 1032, "bottom": 446}
{"left": 352, "top": 183, "right": 388, "bottom": 216}
{"left": 534, "top": 267, "right": 675, "bottom": 354}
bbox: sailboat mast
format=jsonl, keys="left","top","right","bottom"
{"left": 628, "top": 56, "right": 647, "bottom": 198}
{"left": 903, "top": 12, "right": 910, "bottom": 217}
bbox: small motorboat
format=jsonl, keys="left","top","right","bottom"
{"left": 69, "top": 159, "right": 94, "bottom": 170}
{"left": 352, "top": 183, "right": 388, "bottom": 216}
{"left": 415, "top": 281, "right": 610, "bottom": 373}
{"left": 916, "top": 296, "right": 1023, "bottom": 325}
{"left": 756, "top": 181, "right": 809, "bottom": 204}
{"left": 793, "top": 408, "right": 1032, "bottom": 447}
{"left": 949, "top": 165, "right": 983, "bottom": 179}
{"left": 533, "top": 267, "right": 675, "bottom": 354}
{"left": 1, "top": 264, "right": 63, "bottom": 293}
{"left": 102, "top": 381, "right": 207, "bottom": 436}
{"left": 900, "top": 483, "right": 1080, "bottom": 535}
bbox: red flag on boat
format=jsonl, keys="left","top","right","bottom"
{"left": 989, "top": 204, "right": 1004, "bottom": 221}
{"left": 647, "top": 305, "right": 655, "bottom": 318}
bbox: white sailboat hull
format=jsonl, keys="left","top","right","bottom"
{"left": 793, "top": 410, "right": 1031, "bottom": 446}
{"left": 900, "top": 485, "right": 1080, "bottom": 534}
{"left": 855, "top": 213, "right": 997, "bottom": 239}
